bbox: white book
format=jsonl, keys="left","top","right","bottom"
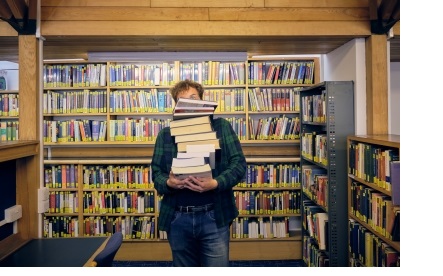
{"left": 186, "top": 144, "right": 216, "bottom": 169}
{"left": 172, "top": 156, "right": 207, "bottom": 168}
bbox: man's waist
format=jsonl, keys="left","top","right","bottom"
{"left": 176, "top": 203, "right": 214, "bottom": 213}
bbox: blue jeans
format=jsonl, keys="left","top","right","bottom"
{"left": 167, "top": 209, "right": 230, "bottom": 267}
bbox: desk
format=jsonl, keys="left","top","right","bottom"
{"left": 0, "top": 237, "right": 109, "bottom": 267}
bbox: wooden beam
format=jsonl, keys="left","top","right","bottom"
{"left": 0, "top": 0, "right": 14, "bottom": 20}
{"left": 379, "top": 0, "right": 398, "bottom": 20}
{"left": 17, "top": 35, "right": 41, "bottom": 239}
{"left": 365, "top": 34, "right": 388, "bottom": 135}
{"left": 5, "top": 0, "right": 28, "bottom": 20}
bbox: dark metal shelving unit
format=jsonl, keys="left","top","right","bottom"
{"left": 300, "top": 81, "right": 354, "bottom": 267}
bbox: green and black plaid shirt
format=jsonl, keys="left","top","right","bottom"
{"left": 152, "top": 117, "right": 246, "bottom": 232}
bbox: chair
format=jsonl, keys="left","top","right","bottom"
{"left": 90, "top": 232, "right": 123, "bottom": 267}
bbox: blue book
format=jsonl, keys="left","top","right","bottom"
{"left": 390, "top": 161, "right": 400, "bottom": 206}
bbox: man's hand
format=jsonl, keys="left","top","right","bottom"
{"left": 167, "top": 171, "right": 186, "bottom": 189}
{"left": 183, "top": 176, "right": 218, "bottom": 193}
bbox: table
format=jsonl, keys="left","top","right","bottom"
{"left": 0, "top": 236, "right": 109, "bottom": 267}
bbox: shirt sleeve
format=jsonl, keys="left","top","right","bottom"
{"left": 152, "top": 128, "right": 176, "bottom": 195}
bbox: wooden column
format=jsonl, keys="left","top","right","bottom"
{"left": 365, "top": 34, "right": 389, "bottom": 135}
{"left": 17, "top": 35, "right": 40, "bottom": 239}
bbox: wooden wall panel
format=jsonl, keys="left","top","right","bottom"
{"left": 150, "top": 0, "right": 265, "bottom": 8}
{"left": 41, "top": 0, "right": 151, "bottom": 7}
{"left": 209, "top": 8, "right": 368, "bottom": 21}
{"left": 41, "top": 21, "right": 369, "bottom": 36}
{"left": 264, "top": 0, "right": 369, "bottom": 8}
{"left": 41, "top": 7, "right": 209, "bottom": 20}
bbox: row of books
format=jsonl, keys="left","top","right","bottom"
{"left": 303, "top": 236, "right": 330, "bottom": 267}
{"left": 82, "top": 191, "right": 156, "bottom": 215}
{"left": 179, "top": 61, "right": 246, "bottom": 86}
{"left": 48, "top": 191, "right": 78, "bottom": 213}
{"left": 301, "top": 93, "right": 326, "bottom": 123}
{"left": 43, "top": 215, "right": 157, "bottom": 240}
{"left": 0, "top": 93, "right": 19, "bottom": 116}
{"left": 108, "top": 118, "right": 169, "bottom": 142}
{"left": 349, "top": 218, "right": 399, "bottom": 267}
{"left": 301, "top": 132, "right": 328, "bottom": 166}
{"left": 0, "top": 121, "right": 19, "bottom": 141}
{"left": 249, "top": 115, "right": 300, "bottom": 140}
{"left": 44, "top": 162, "right": 305, "bottom": 190}
{"left": 301, "top": 165, "right": 328, "bottom": 208}
{"left": 348, "top": 141, "right": 400, "bottom": 192}
{"left": 303, "top": 200, "right": 328, "bottom": 250}
{"left": 109, "top": 63, "right": 174, "bottom": 87}
{"left": 248, "top": 87, "right": 301, "bottom": 112}
{"left": 241, "top": 163, "right": 301, "bottom": 188}
{"left": 231, "top": 216, "right": 291, "bottom": 239}
{"left": 84, "top": 216, "right": 157, "bottom": 240}
{"left": 43, "top": 63, "right": 107, "bottom": 88}
{"left": 43, "top": 119, "right": 107, "bottom": 143}
{"left": 42, "top": 115, "right": 301, "bottom": 143}
{"left": 44, "top": 164, "right": 154, "bottom": 189}
{"left": 83, "top": 165, "right": 154, "bottom": 189}
{"left": 350, "top": 181, "right": 399, "bottom": 241}
{"left": 43, "top": 60, "right": 316, "bottom": 89}
{"left": 202, "top": 88, "right": 246, "bottom": 112}
{"left": 248, "top": 61, "right": 315, "bottom": 85}
{"left": 110, "top": 89, "right": 173, "bottom": 113}
{"left": 43, "top": 90, "right": 107, "bottom": 114}
{"left": 234, "top": 190, "right": 301, "bottom": 215}
{"left": 43, "top": 216, "right": 79, "bottom": 238}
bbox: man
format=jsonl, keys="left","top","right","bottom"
{"left": 151, "top": 79, "right": 246, "bottom": 267}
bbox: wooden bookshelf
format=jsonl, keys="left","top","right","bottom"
{"left": 347, "top": 134, "right": 400, "bottom": 267}
{"left": 40, "top": 56, "right": 320, "bottom": 261}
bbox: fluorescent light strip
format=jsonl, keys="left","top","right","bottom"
{"left": 43, "top": 58, "right": 86, "bottom": 62}
{"left": 87, "top": 52, "right": 247, "bottom": 62}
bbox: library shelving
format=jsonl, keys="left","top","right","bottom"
{"left": 0, "top": 140, "right": 39, "bottom": 260}
{"left": 0, "top": 90, "right": 19, "bottom": 141}
{"left": 347, "top": 134, "right": 400, "bottom": 267}
{"left": 299, "top": 81, "right": 354, "bottom": 267}
{"left": 41, "top": 56, "right": 319, "bottom": 261}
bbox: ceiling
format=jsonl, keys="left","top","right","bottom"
{"left": 0, "top": 0, "right": 400, "bottom": 63}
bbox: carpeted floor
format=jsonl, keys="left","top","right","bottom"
{"left": 113, "top": 260, "right": 305, "bottom": 267}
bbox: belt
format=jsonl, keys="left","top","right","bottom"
{"left": 176, "top": 203, "right": 214, "bottom": 213}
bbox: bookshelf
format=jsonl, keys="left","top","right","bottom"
{"left": 41, "top": 56, "right": 319, "bottom": 261}
{"left": 299, "top": 81, "right": 354, "bottom": 267}
{"left": 0, "top": 90, "right": 19, "bottom": 141}
{"left": 347, "top": 134, "right": 400, "bottom": 267}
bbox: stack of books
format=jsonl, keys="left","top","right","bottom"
{"left": 170, "top": 98, "right": 219, "bottom": 180}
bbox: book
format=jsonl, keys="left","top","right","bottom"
{"left": 173, "top": 97, "right": 218, "bottom": 110}
{"left": 174, "top": 131, "right": 217, "bottom": 143}
{"left": 390, "top": 160, "right": 400, "bottom": 206}
{"left": 170, "top": 122, "right": 213, "bottom": 136}
{"left": 177, "top": 139, "right": 220, "bottom": 152}
{"left": 185, "top": 144, "right": 216, "bottom": 169}
{"left": 169, "top": 115, "right": 211, "bottom": 128}
{"left": 171, "top": 163, "right": 212, "bottom": 180}
{"left": 172, "top": 156, "right": 207, "bottom": 167}
{"left": 173, "top": 109, "right": 215, "bottom": 118}
{"left": 316, "top": 212, "right": 328, "bottom": 250}
{"left": 172, "top": 97, "right": 217, "bottom": 119}
{"left": 391, "top": 210, "right": 400, "bottom": 241}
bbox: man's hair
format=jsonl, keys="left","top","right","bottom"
{"left": 169, "top": 79, "right": 204, "bottom": 103}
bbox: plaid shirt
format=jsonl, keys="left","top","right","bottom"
{"left": 152, "top": 117, "right": 246, "bottom": 232}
